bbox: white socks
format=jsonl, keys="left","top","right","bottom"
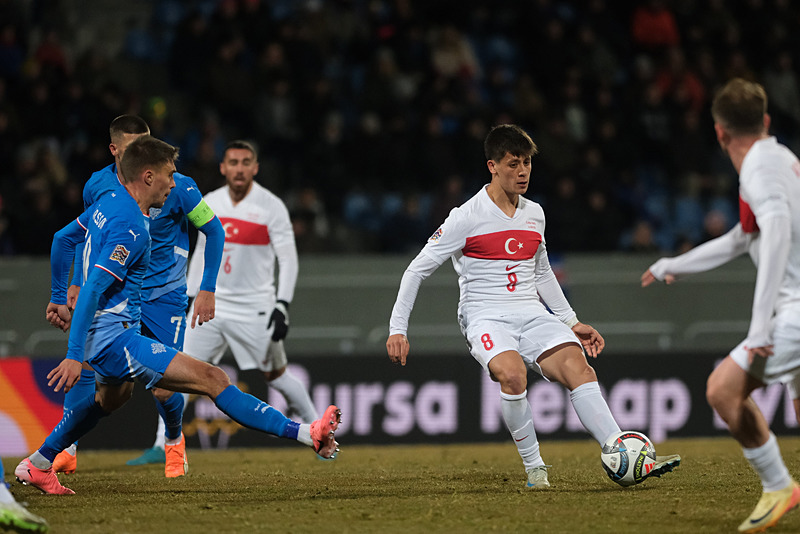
{"left": 743, "top": 432, "right": 793, "bottom": 492}
{"left": 29, "top": 451, "right": 52, "bottom": 470}
{"left": 297, "top": 424, "right": 312, "bottom": 447}
{"left": 269, "top": 371, "right": 318, "bottom": 423}
{"left": 569, "top": 381, "right": 620, "bottom": 445}
{"left": 501, "top": 390, "right": 543, "bottom": 470}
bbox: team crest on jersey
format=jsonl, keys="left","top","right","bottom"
{"left": 429, "top": 227, "right": 444, "bottom": 243}
{"left": 149, "top": 207, "right": 163, "bottom": 218}
{"left": 151, "top": 342, "right": 166, "bottom": 354}
{"left": 109, "top": 244, "right": 130, "bottom": 265}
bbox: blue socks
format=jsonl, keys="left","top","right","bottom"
{"left": 154, "top": 392, "right": 184, "bottom": 440}
{"left": 40, "top": 393, "right": 108, "bottom": 461}
{"left": 214, "top": 385, "right": 299, "bottom": 440}
{"left": 60, "top": 369, "right": 96, "bottom": 448}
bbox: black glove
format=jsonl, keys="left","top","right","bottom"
{"left": 268, "top": 300, "right": 290, "bottom": 341}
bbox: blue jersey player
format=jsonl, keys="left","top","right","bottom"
{"left": 15, "top": 135, "right": 341, "bottom": 495}
{"left": 49, "top": 115, "right": 225, "bottom": 478}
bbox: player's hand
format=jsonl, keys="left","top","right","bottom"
{"left": 47, "top": 359, "right": 83, "bottom": 393}
{"left": 45, "top": 302, "right": 72, "bottom": 332}
{"left": 268, "top": 300, "right": 290, "bottom": 341}
{"left": 572, "top": 322, "right": 605, "bottom": 358}
{"left": 641, "top": 269, "right": 676, "bottom": 287}
{"left": 747, "top": 345, "right": 774, "bottom": 364}
{"left": 191, "top": 290, "right": 216, "bottom": 328}
{"left": 67, "top": 285, "right": 81, "bottom": 310}
{"left": 387, "top": 334, "right": 410, "bottom": 366}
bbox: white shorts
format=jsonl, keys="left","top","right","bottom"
{"left": 730, "top": 307, "right": 800, "bottom": 395}
{"left": 183, "top": 310, "right": 287, "bottom": 373}
{"left": 459, "top": 309, "right": 580, "bottom": 378}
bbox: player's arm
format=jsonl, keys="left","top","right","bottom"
{"left": 641, "top": 223, "right": 751, "bottom": 287}
{"left": 534, "top": 243, "right": 604, "bottom": 357}
{"left": 387, "top": 251, "right": 442, "bottom": 365}
{"left": 48, "top": 216, "right": 88, "bottom": 331}
{"left": 747, "top": 213, "right": 790, "bottom": 357}
{"left": 48, "top": 266, "right": 117, "bottom": 393}
{"left": 187, "top": 197, "right": 224, "bottom": 327}
{"left": 269, "top": 204, "right": 299, "bottom": 342}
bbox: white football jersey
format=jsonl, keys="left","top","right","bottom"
{"left": 739, "top": 136, "right": 800, "bottom": 342}
{"left": 422, "top": 186, "right": 550, "bottom": 317}
{"left": 186, "top": 181, "right": 298, "bottom": 320}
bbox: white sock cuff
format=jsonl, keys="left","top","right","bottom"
{"left": 743, "top": 432, "right": 777, "bottom": 459}
{"left": 570, "top": 381, "right": 600, "bottom": 401}
{"left": 500, "top": 390, "right": 528, "bottom": 402}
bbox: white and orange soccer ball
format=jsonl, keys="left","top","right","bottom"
{"left": 601, "top": 431, "right": 656, "bottom": 487}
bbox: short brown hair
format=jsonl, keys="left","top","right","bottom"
{"left": 484, "top": 124, "right": 538, "bottom": 162}
{"left": 109, "top": 114, "right": 150, "bottom": 143}
{"left": 711, "top": 78, "right": 768, "bottom": 136}
{"left": 119, "top": 135, "right": 179, "bottom": 183}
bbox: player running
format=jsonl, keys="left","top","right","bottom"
{"left": 16, "top": 136, "right": 340, "bottom": 496}
{"left": 386, "top": 124, "right": 680, "bottom": 489}
{"left": 48, "top": 115, "right": 225, "bottom": 477}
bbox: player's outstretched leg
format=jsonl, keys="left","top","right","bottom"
{"left": 212, "top": 384, "right": 341, "bottom": 458}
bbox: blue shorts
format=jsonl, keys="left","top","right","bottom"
{"left": 88, "top": 327, "right": 179, "bottom": 389}
{"left": 141, "top": 289, "right": 188, "bottom": 350}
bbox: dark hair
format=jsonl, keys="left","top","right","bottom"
{"left": 483, "top": 124, "right": 538, "bottom": 162}
{"left": 119, "top": 135, "right": 179, "bottom": 183}
{"left": 109, "top": 115, "right": 150, "bottom": 141}
{"left": 711, "top": 78, "right": 768, "bottom": 136}
{"left": 224, "top": 139, "right": 258, "bottom": 161}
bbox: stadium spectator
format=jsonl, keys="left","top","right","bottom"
{"left": 1, "top": 1, "right": 800, "bottom": 255}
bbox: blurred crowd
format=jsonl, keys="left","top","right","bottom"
{"left": 1, "top": 0, "right": 799, "bottom": 256}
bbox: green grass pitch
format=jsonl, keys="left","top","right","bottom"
{"left": 5, "top": 437, "right": 800, "bottom": 533}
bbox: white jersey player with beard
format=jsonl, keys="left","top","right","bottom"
{"left": 184, "top": 140, "right": 318, "bottom": 426}
{"left": 387, "top": 124, "right": 680, "bottom": 488}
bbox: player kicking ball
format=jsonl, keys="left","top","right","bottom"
{"left": 386, "top": 124, "right": 679, "bottom": 489}
{"left": 14, "top": 136, "right": 340, "bottom": 495}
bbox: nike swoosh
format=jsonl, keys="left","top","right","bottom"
{"left": 750, "top": 502, "right": 779, "bottom": 524}
{"left": 506, "top": 264, "right": 521, "bottom": 271}
{"left": 515, "top": 435, "right": 529, "bottom": 442}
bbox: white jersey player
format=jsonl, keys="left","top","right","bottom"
{"left": 387, "top": 124, "right": 680, "bottom": 488}
{"left": 648, "top": 79, "right": 800, "bottom": 533}
{"left": 183, "top": 140, "right": 318, "bottom": 427}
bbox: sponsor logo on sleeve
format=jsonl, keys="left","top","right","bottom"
{"left": 110, "top": 244, "right": 130, "bottom": 265}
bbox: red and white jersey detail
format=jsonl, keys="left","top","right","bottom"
{"left": 421, "top": 186, "right": 549, "bottom": 313}
{"left": 218, "top": 217, "right": 271, "bottom": 246}
{"left": 187, "top": 182, "right": 298, "bottom": 320}
{"left": 739, "top": 196, "right": 759, "bottom": 233}
{"left": 463, "top": 230, "right": 542, "bottom": 260}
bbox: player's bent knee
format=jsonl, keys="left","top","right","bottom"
{"left": 96, "top": 383, "right": 134, "bottom": 412}
{"left": 265, "top": 366, "right": 286, "bottom": 382}
{"left": 151, "top": 387, "right": 172, "bottom": 403}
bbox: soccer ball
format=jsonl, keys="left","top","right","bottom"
{"left": 601, "top": 431, "right": 656, "bottom": 487}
